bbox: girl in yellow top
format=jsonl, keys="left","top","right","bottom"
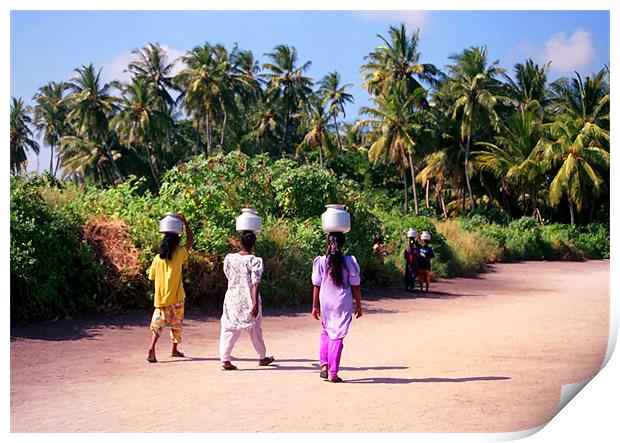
{"left": 147, "top": 213, "right": 193, "bottom": 363}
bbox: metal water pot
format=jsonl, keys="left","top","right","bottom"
{"left": 321, "top": 204, "right": 351, "bottom": 233}
{"left": 236, "top": 208, "right": 262, "bottom": 232}
{"left": 159, "top": 212, "right": 184, "bottom": 235}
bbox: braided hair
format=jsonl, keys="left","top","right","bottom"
{"left": 326, "top": 232, "right": 346, "bottom": 287}
{"left": 159, "top": 233, "right": 180, "bottom": 261}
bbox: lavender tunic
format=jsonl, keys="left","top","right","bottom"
{"left": 312, "top": 255, "right": 361, "bottom": 340}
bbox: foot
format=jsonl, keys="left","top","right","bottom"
{"left": 171, "top": 350, "right": 185, "bottom": 358}
{"left": 222, "top": 361, "right": 238, "bottom": 370}
{"left": 147, "top": 350, "right": 157, "bottom": 363}
{"left": 258, "top": 356, "right": 275, "bottom": 366}
{"left": 327, "top": 376, "right": 343, "bottom": 383}
{"left": 320, "top": 364, "right": 328, "bottom": 379}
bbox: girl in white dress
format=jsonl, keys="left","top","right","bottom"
{"left": 219, "top": 231, "right": 275, "bottom": 370}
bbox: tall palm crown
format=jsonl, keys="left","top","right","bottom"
{"left": 504, "top": 59, "right": 551, "bottom": 115}
{"left": 114, "top": 77, "right": 172, "bottom": 188}
{"left": 62, "top": 64, "right": 123, "bottom": 183}
{"left": 357, "top": 85, "right": 429, "bottom": 212}
{"left": 297, "top": 97, "right": 334, "bottom": 167}
{"left": 128, "top": 43, "right": 179, "bottom": 107}
{"left": 441, "top": 45, "right": 505, "bottom": 209}
{"left": 10, "top": 97, "right": 40, "bottom": 176}
{"left": 318, "top": 71, "right": 353, "bottom": 150}
{"left": 262, "top": 45, "right": 313, "bottom": 154}
{"left": 476, "top": 110, "right": 547, "bottom": 217}
{"left": 33, "top": 81, "right": 69, "bottom": 176}
{"left": 536, "top": 68, "right": 610, "bottom": 223}
{"left": 361, "top": 23, "right": 439, "bottom": 100}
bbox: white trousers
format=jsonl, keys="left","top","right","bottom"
{"left": 219, "top": 316, "right": 267, "bottom": 361}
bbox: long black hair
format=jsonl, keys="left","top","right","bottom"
{"left": 326, "top": 232, "right": 346, "bottom": 287}
{"left": 240, "top": 230, "right": 256, "bottom": 252}
{"left": 159, "top": 233, "right": 180, "bottom": 261}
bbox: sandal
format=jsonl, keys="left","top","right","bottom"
{"left": 171, "top": 350, "right": 185, "bottom": 358}
{"left": 327, "top": 376, "right": 343, "bottom": 383}
{"left": 222, "top": 363, "right": 238, "bottom": 371}
{"left": 320, "top": 365, "right": 328, "bottom": 379}
{"left": 258, "top": 356, "right": 275, "bottom": 366}
{"left": 147, "top": 353, "right": 157, "bottom": 363}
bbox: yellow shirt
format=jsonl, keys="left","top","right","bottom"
{"left": 148, "top": 247, "right": 189, "bottom": 307}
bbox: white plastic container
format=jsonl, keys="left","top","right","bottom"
{"left": 420, "top": 231, "right": 431, "bottom": 241}
{"left": 321, "top": 204, "right": 351, "bottom": 233}
{"left": 236, "top": 208, "right": 262, "bottom": 232}
{"left": 406, "top": 228, "right": 418, "bottom": 238}
{"left": 159, "top": 212, "right": 184, "bottom": 235}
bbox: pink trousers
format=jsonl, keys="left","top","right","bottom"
{"left": 319, "top": 326, "right": 344, "bottom": 378}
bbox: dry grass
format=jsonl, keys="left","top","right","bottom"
{"left": 434, "top": 219, "right": 500, "bottom": 275}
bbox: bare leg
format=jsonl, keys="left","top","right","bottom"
{"left": 148, "top": 332, "right": 159, "bottom": 362}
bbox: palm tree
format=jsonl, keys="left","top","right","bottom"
{"left": 442, "top": 46, "right": 505, "bottom": 210}
{"left": 10, "top": 97, "right": 39, "bottom": 176}
{"left": 176, "top": 42, "right": 226, "bottom": 154}
{"left": 475, "top": 110, "right": 547, "bottom": 221}
{"left": 504, "top": 59, "right": 552, "bottom": 116}
{"left": 537, "top": 115, "right": 609, "bottom": 224}
{"left": 537, "top": 69, "right": 609, "bottom": 224}
{"left": 33, "top": 81, "right": 69, "bottom": 177}
{"left": 318, "top": 71, "right": 354, "bottom": 151}
{"left": 296, "top": 98, "right": 334, "bottom": 167}
{"left": 357, "top": 85, "right": 428, "bottom": 212}
{"left": 114, "top": 77, "right": 172, "bottom": 189}
{"left": 214, "top": 43, "right": 261, "bottom": 149}
{"left": 63, "top": 64, "right": 124, "bottom": 182}
{"left": 361, "top": 23, "right": 439, "bottom": 100}
{"left": 262, "top": 44, "right": 313, "bottom": 156}
{"left": 127, "top": 42, "right": 180, "bottom": 107}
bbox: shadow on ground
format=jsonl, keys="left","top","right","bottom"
{"left": 346, "top": 376, "right": 511, "bottom": 384}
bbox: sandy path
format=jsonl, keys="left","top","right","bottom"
{"left": 10, "top": 260, "right": 609, "bottom": 433}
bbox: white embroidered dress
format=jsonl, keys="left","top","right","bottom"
{"left": 221, "top": 253, "right": 264, "bottom": 331}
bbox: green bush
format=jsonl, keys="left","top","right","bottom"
{"left": 10, "top": 177, "right": 100, "bottom": 322}
{"left": 10, "top": 152, "right": 610, "bottom": 322}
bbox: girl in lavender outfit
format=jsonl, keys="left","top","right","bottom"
{"left": 311, "top": 232, "right": 363, "bottom": 383}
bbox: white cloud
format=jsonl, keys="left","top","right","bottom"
{"left": 102, "top": 44, "right": 188, "bottom": 84}
{"left": 511, "top": 28, "right": 597, "bottom": 74}
{"left": 541, "top": 28, "right": 596, "bottom": 72}
{"left": 356, "top": 10, "right": 430, "bottom": 31}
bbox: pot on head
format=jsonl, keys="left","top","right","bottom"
{"left": 159, "top": 212, "right": 184, "bottom": 235}
{"left": 406, "top": 228, "right": 418, "bottom": 239}
{"left": 420, "top": 231, "right": 431, "bottom": 241}
{"left": 236, "top": 208, "right": 262, "bottom": 233}
{"left": 321, "top": 204, "right": 351, "bottom": 234}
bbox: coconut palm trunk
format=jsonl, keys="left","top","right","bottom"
{"left": 464, "top": 134, "right": 476, "bottom": 210}
{"left": 425, "top": 179, "right": 430, "bottom": 209}
{"left": 104, "top": 142, "right": 124, "bottom": 182}
{"left": 220, "top": 109, "right": 228, "bottom": 148}
{"left": 205, "top": 112, "right": 213, "bottom": 154}
{"left": 318, "top": 145, "right": 324, "bottom": 167}
{"left": 279, "top": 111, "right": 290, "bottom": 156}
{"left": 49, "top": 143, "right": 54, "bottom": 176}
{"left": 569, "top": 200, "right": 576, "bottom": 225}
{"left": 407, "top": 152, "right": 419, "bottom": 215}
{"left": 332, "top": 115, "right": 343, "bottom": 150}
{"left": 146, "top": 144, "right": 160, "bottom": 190}
{"left": 402, "top": 169, "right": 409, "bottom": 213}
{"left": 437, "top": 183, "right": 448, "bottom": 218}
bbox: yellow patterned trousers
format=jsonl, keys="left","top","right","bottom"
{"left": 150, "top": 301, "right": 185, "bottom": 343}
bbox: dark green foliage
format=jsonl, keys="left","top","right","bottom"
{"left": 10, "top": 177, "right": 100, "bottom": 322}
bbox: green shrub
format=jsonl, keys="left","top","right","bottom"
{"left": 10, "top": 177, "right": 100, "bottom": 322}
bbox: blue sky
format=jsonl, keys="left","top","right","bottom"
{"left": 10, "top": 10, "right": 610, "bottom": 171}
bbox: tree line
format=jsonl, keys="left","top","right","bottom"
{"left": 10, "top": 23, "right": 609, "bottom": 225}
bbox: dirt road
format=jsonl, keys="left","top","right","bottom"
{"left": 10, "top": 260, "right": 609, "bottom": 432}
